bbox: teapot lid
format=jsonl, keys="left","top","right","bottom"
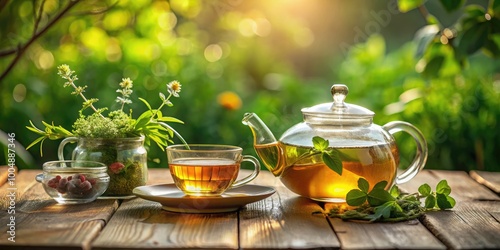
{"left": 301, "top": 84, "right": 374, "bottom": 125}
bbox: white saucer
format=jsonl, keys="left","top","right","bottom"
{"left": 133, "top": 184, "right": 276, "bottom": 213}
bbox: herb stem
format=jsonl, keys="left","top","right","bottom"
{"left": 151, "top": 92, "right": 172, "bottom": 121}
{"left": 290, "top": 150, "right": 321, "bottom": 166}
{"left": 61, "top": 73, "right": 105, "bottom": 119}
{"left": 72, "top": 82, "right": 104, "bottom": 118}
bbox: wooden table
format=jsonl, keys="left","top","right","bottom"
{"left": 1, "top": 166, "right": 499, "bottom": 249}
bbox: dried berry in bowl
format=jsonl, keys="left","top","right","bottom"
{"left": 36, "top": 160, "right": 110, "bottom": 204}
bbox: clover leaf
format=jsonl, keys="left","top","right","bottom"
{"left": 324, "top": 177, "right": 456, "bottom": 222}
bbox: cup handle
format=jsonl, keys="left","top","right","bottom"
{"left": 58, "top": 137, "right": 78, "bottom": 161}
{"left": 231, "top": 155, "right": 261, "bottom": 188}
{"left": 382, "top": 121, "right": 428, "bottom": 185}
{"left": 35, "top": 173, "right": 43, "bottom": 183}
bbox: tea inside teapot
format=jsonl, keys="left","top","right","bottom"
{"left": 254, "top": 140, "right": 399, "bottom": 202}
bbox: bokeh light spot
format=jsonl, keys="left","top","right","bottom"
{"left": 13, "top": 84, "right": 27, "bottom": 103}
{"left": 81, "top": 27, "right": 109, "bottom": 51}
{"left": 263, "top": 73, "right": 283, "bottom": 91}
{"left": 158, "top": 12, "right": 177, "bottom": 30}
{"left": 106, "top": 38, "right": 122, "bottom": 62}
{"left": 38, "top": 51, "right": 54, "bottom": 70}
{"left": 239, "top": 18, "right": 256, "bottom": 37}
{"left": 204, "top": 44, "right": 223, "bottom": 62}
{"left": 158, "top": 30, "right": 177, "bottom": 47}
{"left": 103, "top": 10, "right": 131, "bottom": 31}
{"left": 18, "top": 1, "right": 33, "bottom": 18}
{"left": 170, "top": 0, "right": 201, "bottom": 19}
{"left": 254, "top": 18, "right": 271, "bottom": 37}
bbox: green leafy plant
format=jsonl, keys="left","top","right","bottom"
{"left": 398, "top": 0, "right": 500, "bottom": 78}
{"left": 26, "top": 64, "right": 187, "bottom": 156}
{"left": 319, "top": 178, "right": 456, "bottom": 222}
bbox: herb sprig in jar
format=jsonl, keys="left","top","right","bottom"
{"left": 26, "top": 64, "right": 187, "bottom": 153}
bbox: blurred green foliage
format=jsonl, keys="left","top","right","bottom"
{"left": 0, "top": 0, "right": 499, "bottom": 172}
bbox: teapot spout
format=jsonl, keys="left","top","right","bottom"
{"left": 242, "top": 113, "right": 284, "bottom": 176}
{"left": 242, "top": 113, "right": 277, "bottom": 145}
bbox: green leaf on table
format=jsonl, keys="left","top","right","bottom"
{"left": 439, "top": 0, "right": 464, "bottom": 12}
{"left": 424, "top": 195, "right": 436, "bottom": 209}
{"left": 367, "top": 188, "right": 395, "bottom": 207}
{"left": 358, "top": 178, "right": 370, "bottom": 193}
{"left": 436, "top": 179, "right": 452, "bottom": 195}
{"left": 373, "top": 180, "right": 388, "bottom": 190}
{"left": 418, "top": 183, "right": 432, "bottom": 196}
{"left": 346, "top": 189, "right": 367, "bottom": 206}
{"left": 368, "top": 201, "right": 399, "bottom": 221}
{"left": 398, "top": 0, "right": 426, "bottom": 13}
{"left": 436, "top": 193, "right": 456, "bottom": 209}
{"left": 390, "top": 185, "right": 400, "bottom": 198}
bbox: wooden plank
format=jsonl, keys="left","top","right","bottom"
{"left": 329, "top": 218, "right": 446, "bottom": 250}
{"left": 398, "top": 170, "right": 500, "bottom": 202}
{"left": 92, "top": 168, "right": 239, "bottom": 249}
{"left": 421, "top": 201, "right": 500, "bottom": 249}
{"left": 0, "top": 170, "right": 118, "bottom": 250}
{"left": 0, "top": 165, "right": 17, "bottom": 187}
{"left": 239, "top": 171, "right": 341, "bottom": 249}
{"left": 469, "top": 170, "right": 500, "bottom": 194}
{"left": 0, "top": 169, "right": 39, "bottom": 210}
{"left": 399, "top": 170, "right": 500, "bottom": 249}
{"left": 92, "top": 198, "right": 239, "bottom": 249}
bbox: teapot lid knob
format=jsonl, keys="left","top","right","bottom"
{"left": 331, "top": 84, "right": 348, "bottom": 111}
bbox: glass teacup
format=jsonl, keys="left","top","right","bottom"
{"left": 166, "top": 144, "right": 260, "bottom": 196}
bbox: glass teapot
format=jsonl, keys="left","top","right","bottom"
{"left": 242, "top": 84, "right": 427, "bottom": 202}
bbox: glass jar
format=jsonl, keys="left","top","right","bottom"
{"left": 58, "top": 136, "right": 147, "bottom": 198}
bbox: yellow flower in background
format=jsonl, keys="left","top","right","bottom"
{"left": 217, "top": 91, "right": 242, "bottom": 110}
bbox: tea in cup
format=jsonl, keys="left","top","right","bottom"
{"left": 166, "top": 144, "right": 261, "bottom": 196}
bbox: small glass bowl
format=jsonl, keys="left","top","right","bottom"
{"left": 36, "top": 160, "right": 110, "bottom": 204}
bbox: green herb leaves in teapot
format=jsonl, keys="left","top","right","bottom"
{"left": 311, "top": 136, "right": 343, "bottom": 175}
{"left": 322, "top": 178, "right": 456, "bottom": 222}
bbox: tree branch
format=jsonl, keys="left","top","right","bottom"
{"left": 0, "top": 0, "right": 80, "bottom": 83}
{"left": 417, "top": 5, "right": 430, "bottom": 23}
{"left": 33, "top": 0, "right": 46, "bottom": 36}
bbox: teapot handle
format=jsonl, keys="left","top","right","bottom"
{"left": 382, "top": 121, "right": 428, "bottom": 185}
{"left": 57, "top": 137, "right": 78, "bottom": 161}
